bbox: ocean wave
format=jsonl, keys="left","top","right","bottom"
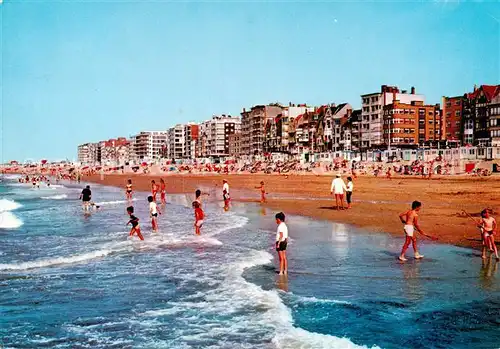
{"left": 140, "top": 248, "right": 376, "bottom": 349}
{"left": 0, "top": 198, "right": 22, "bottom": 212}
{"left": 0, "top": 211, "right": 23, "bottom": 229}
{"left": 94, "top": 198, "right": 137, "bottom": 206}
{"left": 0, "top": 242, "right": 133, "bottom": 271}
{"left": 291, "top": 294, "right": 352, "bottom": 305}
{"left": 41, "top": 194, "right": 68, "bottom": 200}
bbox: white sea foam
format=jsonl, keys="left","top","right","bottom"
{"left": 0, "top": 211, "right": 23, "bottom": 229}
{"left": 292, "top": 294, "right": 352, "bottom": 305}
{"left": 140, "top": 248, "right": 376, "bottom": 349}
{"left": 0, "top": 198, "right": 22, "bottom": 212}
{"left": 0, "top": 242, "right": 133, "bottom": 271}
{"left": 41, "top": 194, "right": 68, "bottom": 200}
{"left": 94, "top": 198, "right": 137, "bottom": 206}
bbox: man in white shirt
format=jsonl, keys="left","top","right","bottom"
{"left": 275, "top": 212, "right": 288, "bottom": 275}
{"left": 330, "top": 173, "right": 347, "bottom": 210}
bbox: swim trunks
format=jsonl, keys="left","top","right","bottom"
{"left": 404, "top": 225, "right": 414, "bottom": 237}
{"left": 276, "top": 239, "right": 288, "bottom": 251}
{"left": 196, "top": 220, "right": 204, "bottom": 227}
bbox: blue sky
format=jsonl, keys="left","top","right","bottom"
{"left": 1, "top": 0, "right": 499, "bottom": 161}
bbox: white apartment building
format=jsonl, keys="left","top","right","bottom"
{"left": 199, "top": 115, "right": 241, "bottom": 158}
{"left": 77, "top": 142, "right": 100, "bottom": 165}
{"left": 133, "top": 131, "right": 168, "bottom": 162}
{"left": 167, "top": 124, "right": 185, "bottom": 160}
{"left": 361, "top": 85, "right": 424, "bottom": 149}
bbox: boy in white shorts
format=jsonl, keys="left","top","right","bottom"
{"left": 275, "top": 212, "right": 289, "bottom": 275}
{"left": 398, "top": 201, "right": 425, "bottom": 261}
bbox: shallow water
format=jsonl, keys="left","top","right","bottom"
{"left": 0, "top": 176, "right": 499, "bottom": 349}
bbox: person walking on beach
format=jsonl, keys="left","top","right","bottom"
{"left": 126, "top": 206, "right": 144, "bottom": 240}
{"left": 80, "top": 185, "right": 92, "bottom": 212}
{"left": 398, "top": 201, "right": 425, "bottom": 261}
{"left": 125, "top": 179, "right": 133, "bottom": 201}
{"left": 275, "top": 212, "right": 288, "bottom": 275}
{"left": 346, "top": 177, "right": 354, "bottom": 209}
{"left": 148, "top": 196, "right": 161, "bottom": 233}
{"left": 255, "top": 181, "right": 267, "bottom": 203}
{"left": 193, "top": 201, "right": 204, "bottom": 235}
{"left": 151, "top": 180, "right": 158, "bottom": 202}
{"left": 478, "top": 209, "right": 499, "bottom": 260}
{"left": 222, "top": 179, "right": 230, "bottom": 211}
{"left": 330, "top": 174, "right": 347, "bottom": 210}
{"left": 160, "top": 178, "right": 167, "bottom": 205}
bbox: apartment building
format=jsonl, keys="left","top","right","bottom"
{"left": 167, "top": 124, "right": 185, "bottom": 160}
{"left": 442, "top": 96, "right": 463, "bottom": 142}
{"left": 489, "top": 91, "right": 500, "bottom": 147}
{"left": 99, "top": 137, "right": 131, "bottom": 166}
{"left": 133, "top": 131, "right": 168, "bottom": 161}
{"left": 463, "top": 84, "right": 500, "bottom": 146}
{"left": 77, "top": 142, "right": 101, "bottom": 165}
{"left": 241, "top": 105, "right": 283, "bottom": 156}
{"left": 183, "top": 123, "right": 199, "bottom": 159}
{"left": 198, "top": 115, "right": 241, "bottom": 158}
{"left": 382, "top": 96, "right": 442, "bottom": 147}
{"left": 361, "top": 86, "right": 425, "bottom": 149}
{"left": 228, "top": 132, "right": 242, "bottom": 158}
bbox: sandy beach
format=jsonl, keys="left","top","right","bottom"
{"left": 83, "top": 173, "right": 500, "bottom": 249}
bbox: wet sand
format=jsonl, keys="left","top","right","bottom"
{"left": 84, "top": 173, "right": 500, "bottom": 249}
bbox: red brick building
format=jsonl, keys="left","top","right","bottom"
{"left": 442, "top": 96, "right": 462, "bottom": 142}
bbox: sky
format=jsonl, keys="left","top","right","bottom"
{"left": 1, "top": 0, "right": 499, "bottom": 162}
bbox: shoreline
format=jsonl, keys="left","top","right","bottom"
{"left": 82, "top": 172, "right": 500, "bottom": 250}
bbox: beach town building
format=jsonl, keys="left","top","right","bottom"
{"left": 183, "top": 123, "right": 199, "bottom": 159}
{"left": 442, "top": 95, "right": 463, "bottom": 143}
{"left": 382, "top": 95, "right": 443, "bottom": 148}
{"left": 489, "top": 90, "right": 500, "bottom": 147}
{"left": 167, "top": 124, "right": 185, "bottom": 160}
{"left": 198, "top": 115, "right": 241, "bottom": 158}
{"left": 342, "top": 109, "right": 362, "bottom": 152}
{"left": 241, "top": 104, "right": 283, "bottom": 156}
{"left": 77, "top": 143, "right": 92, "bottom": 164}
{"left": 77, "top": 142, "right": 101, "bottom": 165}
{"left": 99, "top": 137, "right": 131, "bottom": 166}
{"left": 361, "top": 86, "right": 425, "bottom": 149}
{"left": 133, "top": 131, "right": 168, "bottom": 162}
{"left": 228, "top": 131, "right": 242, "bottom": 158}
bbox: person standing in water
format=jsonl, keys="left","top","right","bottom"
{"left": 398, "top": 201, "right": 425, "bottom": 261}
{"left": 151, "top": 180, "right": 158, "bottom": 202}
{"left": 126, "top": 206, "right": 144, "bottom": 240}
{"left": 255, "top": 181, "right": 267, "bottom": 203}
{"left": 160, "top": 178, "right": 167, "bottom": 205}
{"left": 222, "top": 179, "right": 230, "bottom": 211}
{"left": 148, "top": 196, "right": 161, "bottom": 233}
{"left": 193, "top": 201, "right": 205, "bottom": 235}
{"left": 125, "top": 179, "right": 133, "bottom": 201}
{"left": 478, "top": 209, "right": 499, "bottom": 260}
{"left": 275, "top": 212, "right": 288, "bottom": 275}
{"left": 80, "top": 185, "right": 92, "bottom": 212}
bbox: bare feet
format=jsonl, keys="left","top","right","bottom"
{"left": 398, "top": 256, "right": 407, "bottom": 262}
{"left": 414, "top": 253, "right": 424, "bottom": 259}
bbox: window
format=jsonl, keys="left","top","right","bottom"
{"left": 446, "top": 102, "right": 451, "bottom": 107}
{"left": 455, "top": 111, "right": 461, "bottom": 117}
{"left": 455, "top": 100, "right": 461, "bottom": 106}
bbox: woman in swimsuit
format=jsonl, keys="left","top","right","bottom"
{"left": 125, "top": 179, "right": 133, "bottom": 200}
{"left": 160, "top": 178, "right": 166, "bottom": 205}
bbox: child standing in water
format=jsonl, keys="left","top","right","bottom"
{"left": 148, "top": 196, "right": 161, "bottom": 233}
{"left": 222, "top": 179, "right": 230, "bottom": 211}
{"left": 399, "top": 201, "right": 425, "bottom": 261}
{"left": 255, "top": 181, "right": 267, "bottom": 203}
{"left": 151, "top": 180, "right": 158, "bottom": 202}
{"left": 160, "top": 178, "right": 167, "bottom": 205}
{"left": 478, "top": 209, "right": 499, "bottom": 260}
{"left": 193, "top": 201, "right": 205, "bottom": 235}
{"left": 127, "top": 206, "right": 144, "bottom": 240}
{"left": 125, "top": 179, "right": 133, "bottom": 201}
{"left": 275, "top": 212, "right": 289, "bottom": 275}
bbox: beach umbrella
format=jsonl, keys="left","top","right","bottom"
{"left": 41, "top": 159, "right": 47, "bottom": 165}
{"left": 141, "top": 162, "right": 148, "bottom": 167}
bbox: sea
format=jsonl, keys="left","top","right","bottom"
{"left": 0, "top": 175, "right": 499, "bottom": 349}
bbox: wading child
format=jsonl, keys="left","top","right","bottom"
{"left": 398, "top": 201, "right": 425, "bottom": 261}
{"left": 125, "top": 179, "right": 133, "bottom": 201}
{"left": 127, "top": 206, "right": 144, "bottom": 240}
{"left": 151, "top": 180, "right": 158, "bottom": 202}
{"left": 346, "top": 177, "right": 353, "bottom": 209}
{"left": 478, "top": 209, "right": 499, "bottom": 260}
{"left": 193, "top": 201, "right": 205, "bottom": 235}
{"left": 148, "top": 196, "right": 161, "bottom": 233}
{"left": 255, "top": 181, "right": 267, "bottom": 203}
{"left": 275, "top": 212, "right": 289, "bottom": 275}
{"left": 222, "top": 179, "right": 230, "bottom": 211}
{"left": 160, "top": 178, "right": 167, "bottom": 205}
